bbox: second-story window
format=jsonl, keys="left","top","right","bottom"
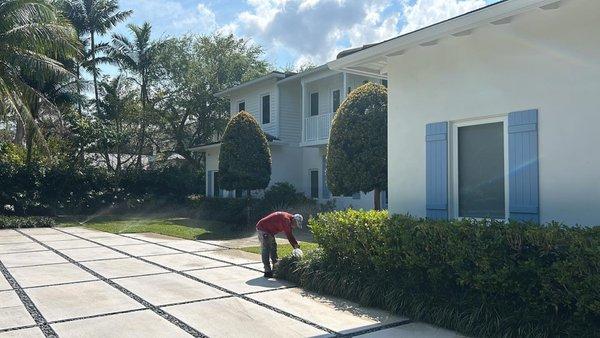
{"left": 332, "top": 90, "right": 341, "bottom": 113}
{"left": 261, "top": 94, "right": 270, "bottom": 124}
{"left": 238, "top": 101, "right": 245, "bottom": 112}
{"left": 310, "top": 92, "right": 319, "bottom": 116}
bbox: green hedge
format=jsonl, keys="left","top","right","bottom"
{"left": 277, "top": 210, "right": 600, "bottom": 337}
{"left": 0, "top": 216, "right": 56, "bottom": 229}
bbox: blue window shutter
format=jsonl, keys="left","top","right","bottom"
{"left": 508, "top": 109, "right": 540, "bottom": 223}
{"left": 426, "top": 122, "right": 448, "bottom": 220}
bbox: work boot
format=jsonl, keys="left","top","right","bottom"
{"left": 264, "top": 271, "right": 274, "bottom": 278}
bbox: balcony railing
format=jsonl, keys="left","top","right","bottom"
{"left": 303, "top": 113, "right": 334, "bottom": 144}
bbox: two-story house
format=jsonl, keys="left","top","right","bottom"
{"left": 191, "top": 66, "right": 386, "bottom": 209}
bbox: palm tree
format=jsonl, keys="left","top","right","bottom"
{"left": 110, "top": 22, "right": 154, "bottom": 168}
{"left": 67, "top": 0, "right": 131, "bottom": 114}
{"left": 0, "top": 0, "right": 78, "bottom": 144}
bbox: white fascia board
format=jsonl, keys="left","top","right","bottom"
{"left": 215, "top": 73, "right": 285, "bottom": 98}
{"left": 328, "top": 0, "right": 558, "bottom": 71}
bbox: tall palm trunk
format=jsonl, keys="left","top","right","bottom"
{"left": 136, "top": 77, "right": 148, "bottom": 168}
{"left": 75, "top": 63, "right": 83, "bottom": 116}
{"left": 90, "top": 31, "right": 100, "bottom": 115}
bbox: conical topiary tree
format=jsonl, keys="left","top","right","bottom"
{"left": 326, "top": 82, "right": 387, "bottom": 210}
{"left": 218, "top": 111, "right": 271, "bottom": 193}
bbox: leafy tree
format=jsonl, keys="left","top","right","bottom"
{"left": 94, "top": 75, "right": 139, "bottom": 173}
{"left": 110, "top": 22, "right": 155, "bottom": 167}
{"left": 66, "top": 0, "right": 131, "bottom": 114}
{"left": 151, "top": 34, "right": 270, "bottom": 166}
{"left": 218, "top": 111, "right": 271, "bottom": 193}
{"left": 326, "top": 82, "right": 388, "bottom": 210}
{"left": 0, "top": 0, "right": 78, "bottom": 163}
{"left": 0, "top": 0, "right": 78, "bottom": 135}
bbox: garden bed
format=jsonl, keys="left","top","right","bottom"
{"left": 276, "top": 210, "right": 600, "bottom": 338}
{"left": 0, "top": 216, "right": 56, "bottom": 229}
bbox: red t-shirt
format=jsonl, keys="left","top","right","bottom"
{"left": 256, "top": 211, "right": 298, "bottom": 247}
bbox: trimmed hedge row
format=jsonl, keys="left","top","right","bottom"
{"left": 0, "top": 216, "right": 56, "bottom": 229}
{"left": 277, "top": 210, "right": 600, "bottom": 337}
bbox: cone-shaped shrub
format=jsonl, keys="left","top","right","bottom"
{"left": 326, "top": 82, "right": 387, "bottom": 209}
{"left": 218, "top": 111, "right": 271, "bottom": 191}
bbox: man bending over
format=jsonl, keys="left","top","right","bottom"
{"left": 256, "top": 211, "right": 303, "bottom": 278}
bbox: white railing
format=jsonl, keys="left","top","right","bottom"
{"left": 303, "top": 113, "right": 334, "bottom": 143}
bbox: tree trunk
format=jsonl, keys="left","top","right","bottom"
{"left": 76, "top": 64, "right": 83, "bottom": 116}
{"left": 14, "top": 119, "right": 25, "bottom": 145}
{"left": 373, "top": 187, "right": 381, "bottom": 211}
{"left": 136, "top": 78, "right": 148, "bottom": 168}
{"left": 90, "top": 31, "right": 100, "bottom": 115}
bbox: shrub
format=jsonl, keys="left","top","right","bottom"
{"left": 0, "top": 216, "right": 55, "bottom": 229}
{"left": 218, "top": 111, "right": 271, "bottom": 191}
{"left": 327, "top": 83, "right": 387, "bottom": 209}
{"left": 277, "top": 210, "right": 600, "bottom": 337}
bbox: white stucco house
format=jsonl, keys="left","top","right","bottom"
{"left": 191, "top": 66, "right": 387, "bottom": 209}
{"left": 329, "top": 0, "right": 600, "bottom": 225}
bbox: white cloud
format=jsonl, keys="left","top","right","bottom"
{"left": 234, "top": 0, "right": 398, "bottom": 65}
{"left": 120, "top": 0, "right": 218, "bottom": 36}
{"left": 400, "top": 0, "right": 487, "bottom": 34}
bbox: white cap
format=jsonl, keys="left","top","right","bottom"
{"left": 293, "top": 214, "right": 304, "bottom": 228}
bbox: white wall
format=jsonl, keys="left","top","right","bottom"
{"left": 228, "top": 80, "right": 279, "bottom": 138}
{"left": 278, "top": 80, "right": 302, "bottom": 143}
{"left": 386, "top": 0, "right": 600, "bottom": 225}
{"left": 301, "top": 146, "right": 375, "bottom": 210}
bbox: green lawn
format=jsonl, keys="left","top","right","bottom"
{"left": 241, "top": 241, "right": 319, "bottom": 257}
{"left": 59, "top": 216, "right": 250, "bottom": 240}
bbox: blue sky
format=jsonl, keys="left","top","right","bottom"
{"left": 113, "top": 0, "right": 500, "bottom": 69}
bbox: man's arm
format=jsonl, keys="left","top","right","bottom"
{"left": 284, "top": 228, "right": 299, "bottom": 248}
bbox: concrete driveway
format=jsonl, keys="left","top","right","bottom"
{"left": 0, "top": 227, "right": 461, "bottom": 338}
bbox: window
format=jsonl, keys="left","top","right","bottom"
{"left": 310, "top": 170, "right": 319, "bottom": 199}
{"left": 454, "top": 120, "right": 506, "bottom": 219}
{"left": 332, "top": 90, "right": 341, "bottom": 113}
{"left": 261, "top": 94, "right": 270, "bottom": 124}
{"left": 347, "top": 87, "right": 352, "bottom": 95}
{"left": 310, "top": 92, "right": 319, "bottom": 116}
{"left": 238, "top": 101, "right": 245, "bottom": 112}
{"left": 381, "top": 79, "right": 388, "bottom": 88}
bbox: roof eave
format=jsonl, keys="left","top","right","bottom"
{"left": 215, "top": 72, "right": 286, "bottom": 98}
{"left": 328, "top": 0, "right": 556, "bottom": 72}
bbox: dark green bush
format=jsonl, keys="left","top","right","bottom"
{"left": 0, "top": 159, "right": 204, "bottom": 216}
{"left": 0, "top": 216, "right": 55, "bottom": 229}
{"left": 277, "top": 210, "right": 600, "bottom": 337}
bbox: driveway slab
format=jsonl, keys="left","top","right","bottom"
{"left": 18, "top": 228, "right": 59, "bottom": 235}
{"left": 199, "top": 249, "right": 262, "bottom": 265}
{"left": 356, "top": 322, "right": 464, "bottom": 338}
{"left": 0, "top": 290, "right": 36, "bottom": 330}
{"left": 0, "top": 274, "right": 11, "bottom": 291}
{"left": 59, "top": 246, "right": 127, "bottom": 262}
{"left": 28, "top": 233, "right": 79, "bottom": 242}
{"left": 144, "top": 253, "right": 228, "bottom": 271}
{"left": 114, "top": 243, "right": 180, "bottom": 257}
{"left": 187, "top": 265, "right": 291, "bottom": 294}
{"left": 159, "top": 240, "right": 223, "bottom": 253}
{"left": 44, "top": 239, "right": 100, "bottom": 250}
{"left": 248, "top": 288, "right": 406, "bottom": 334}
{"left": 164, "top": 297, "right": 328, "bottom": 337}
{"left": 0, "top": 242, "right": 46, "bottom": 254}
{"left": 0, "top": 230, "right": 18, "bottom": 237}
{"left": 114, "top": 273, "right": 228, "bottom": 306}
{"left": 9, "top": 263, "right": 96, "bottom": 288}
{"left": 92, "top": 236, "right": 146, "bottom": 247}
{"left": 51, "top": 310, "right": 191, "bottom": 338}
{"left": 0, "top": 250, "right": 67, "bottom": 268}
{"left": 25, "top": 280, "right": 143, "bottom": 322}
{"left": 0, "top": 236, "right": 32, "bottom": 245}
{"left": 0, "top": 327, "right": 44, "bottom": 338}
{"left": 123, "top": 233, "right": 186, "bottom": 243}
{"left": 82, "top": 258, "right": 167, "bottom": 279}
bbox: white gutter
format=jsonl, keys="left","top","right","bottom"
{"left": 215, "top": 72, "right": 286, "bottom": 98}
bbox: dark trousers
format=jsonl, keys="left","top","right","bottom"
{"left": 258, "top": 230, "right": 278, "bottom": 272}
